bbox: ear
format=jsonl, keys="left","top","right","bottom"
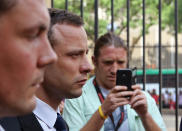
{"left": 92, "top": 56, "right": 97, "bottom": 66}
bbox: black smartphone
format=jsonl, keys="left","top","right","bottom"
{"left": 116, "top": 69, "right": 133, "bottom": 91}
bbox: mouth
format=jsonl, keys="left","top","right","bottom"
{"left": 107, "top": 76, "right": 116, "bottom": 81}
{"left": 76, "top": 79, "right": 87, "bottom": 86}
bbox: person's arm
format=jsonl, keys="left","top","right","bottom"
{"left": 145, "top": 91, "right": 166, "bottom": 131}
{"left": 81, "top": 86, "right": 133, "bottom": 131}
{"left": 130, "top": 85, "right": 161, "bottom": 131}
{"left": 140, "top": 112, "right": 161, "bottom": 131}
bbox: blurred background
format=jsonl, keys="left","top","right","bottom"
{"left": 46, "top": 0, "right": 182, "bottom": 130}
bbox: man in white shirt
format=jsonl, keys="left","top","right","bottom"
{"left": 0, "top": 8, "right": 92, "bottom": 131}
{"left": 33, "top": 8, "right": 92, "bottom": 131}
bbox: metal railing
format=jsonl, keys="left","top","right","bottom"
{"left": 52, "top": 0, "right": 179, "bottom": 130}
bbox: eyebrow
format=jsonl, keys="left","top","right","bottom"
{"left": 67, "top": 48, "right": 88, "bottom": 54}
{"left": 22, "top": 23, "right": 48, "bottom": 34}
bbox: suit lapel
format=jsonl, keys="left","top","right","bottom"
{"left": 0, "top": 117, "right": 21, "bottom": 131}
{"left": 18, "top": 113, "right": 43, "bottom": 131}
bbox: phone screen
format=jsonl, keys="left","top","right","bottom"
{"left": 116, "top": 69, "right": 133, "bottom": 91}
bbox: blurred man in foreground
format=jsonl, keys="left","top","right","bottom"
{"left": 0, "top": 0, "right": 57, "bottom": 117}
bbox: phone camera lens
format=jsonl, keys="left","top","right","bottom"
{"left": 122, "top": 74, "right": 126, "bottom": 77}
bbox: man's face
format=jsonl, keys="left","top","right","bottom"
{"left": 0, "top": 0, "right": 57, "bottom": 117}
{"left": 93, "top": 45, "right": 127, "bottom": 90}
{"left": 44, "top": 24, "right": 92, "bottom": 99}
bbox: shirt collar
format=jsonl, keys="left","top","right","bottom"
{"left": 33, "top": 97, "right": 58, "bottom": 129}
{"left": 0, "top": 125, "right": 5, "bottom": 131}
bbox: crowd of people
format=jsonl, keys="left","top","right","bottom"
{"left": 0, "top": 0, "right": 173, "bottom": 130}
{"left": 162, "top": 90, "right": 176, "bottom": 110}
{"left": 148, "top": 88, "right": 182, "bottom": 110}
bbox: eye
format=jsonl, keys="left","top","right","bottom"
{"left": 118, "top": 61, "right": 125, "bottom": 65}
{"left": 26, "top": 30, "right": 41, "bottom": 41}
{"left": 25, "top": 25, "right": 46, "bottom": 41}
{"left": 67, "top": 50, "right": 85, "bottom": 59}
{"left": 72, "top": 53, "right": 80, "bottom": 58}
{"left": 68, "top": 53, "right": 82, "bottom": 59}
{"left": 86, "top": 49, "right": 89, "bottom": 55}
{"left": 27, "top": 33, "right": 38, "bottom": 40}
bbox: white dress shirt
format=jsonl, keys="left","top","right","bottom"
{"left": 0, "top": 125, "right": 5, "bottom": 131}
{"left": 33, "top": 97, "right": 59, "bottom": 131}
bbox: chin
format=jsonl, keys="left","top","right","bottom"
{"left": 0, "top": 104, "right": 35, "bottom": 117}
{"left": 13, "top": 97, "right": 36, "bottom": 116}
{"left": 67, "top": 90, "right": 83, "bottom": 99}
{"left": 105, "top": 83, "right": 115, "bottom": 90}
{"left": 0, "top": 96, "right": 36, "bottom": 117}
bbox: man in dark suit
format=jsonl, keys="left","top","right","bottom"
{"left": 0, "top": 113, "right": 42, "bottom": 131}
{"left": 180, "top": 118, "right": 182, "bottom": 131}
{"left": 0, "top": 0, "right": 57, "bottom": 130}
{"left": 0, "top": 8, "right": 92, "bottom": 131}
{"left": 0, "top": 0, "right": 56, "bottom": 118}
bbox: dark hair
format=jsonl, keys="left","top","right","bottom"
{"left": 94, "top": 32, "right": 128, "bottom": 59}
{"left": 48, "top": 8, "right": 84, "bottom": 46}
{"left": 0, "top": 0, "right": 17, "bottom": 15}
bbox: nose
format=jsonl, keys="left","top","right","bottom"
{"left": 80, "top": 55, "right": 93, "bottom": 74}
{"left": 37, "top": 39, "right": 58, "bottom": 68}
{"left": 110, "top": 63, "right": 118, "bottom": 75}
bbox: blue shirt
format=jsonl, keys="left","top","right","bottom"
{"left": 99, "top": 85, "right": 129, "bottom": 131}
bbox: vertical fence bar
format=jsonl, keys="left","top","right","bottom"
{"left": 142, "top": 0, "right": 146, "bottom": 90}
{"left": 65, "top": 0, "right": 68, "bottom": 10}
{"left": 80, "top": 0, "right": 83, "bottom": 18}
{"left": 111, "top": 0, "right": 114, "bottom": 32}
{"left": 158, "top": 0, "right": 162, "bottom": 113}
{"left": 127, "top": 0, "right": 130, "bottom": 68}
{"left": 94, "top": 0, "right": 99, "bottom": 42}
{"left": 51, "top": 0, "right": 54, "bottom": 8}
{"left": 175, "top": 0, "right": 179, "bottom": 130}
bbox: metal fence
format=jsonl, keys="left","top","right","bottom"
{"left": 51, "top": 0, "right": 179, "bottom": 130}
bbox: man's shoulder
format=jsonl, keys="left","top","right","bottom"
{"left": 0, "top": 116, "right": 21, "bottom": 131}
{"left": 0, "top": 113, "right": 43, "bottom": 131}
{"left": 142, "top": 91, "right": 153, "bottom": 99}
{"left": 83, "top": 76, "right": 95, "bottom": 88}
{"left": 82, "top": 76, "right": 96, "bottom": 93}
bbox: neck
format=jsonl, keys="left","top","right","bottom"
{"left": 36, "top": 85, "right": 63, "bottom": 111}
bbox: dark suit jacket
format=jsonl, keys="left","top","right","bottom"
{"left": 0, "top": 113, "right": 43, "bottom": 131}
{"left": 180, "top": 117, "right": 182, "bottom": 131}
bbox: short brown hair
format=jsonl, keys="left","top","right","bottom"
{"left": 48, "top": 8, "right": 84, "bottom": 46}
{"left": 0, "top": 0, "right": 18, "bottom": 16}
{"left": 94, "top": 32, "right": 128, "bottom": 59}
{"left": 48, "top": 8, "right": 84, "bottom": 27}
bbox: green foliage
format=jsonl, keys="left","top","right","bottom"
{"left": 163, "top": 0, "right": 182, "bottom": 33}
{"left": 54, "top": 0, "right": 65, "bottom": 9}
{"left": 54, "top": 0, "right": 181, "bottom": 43}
